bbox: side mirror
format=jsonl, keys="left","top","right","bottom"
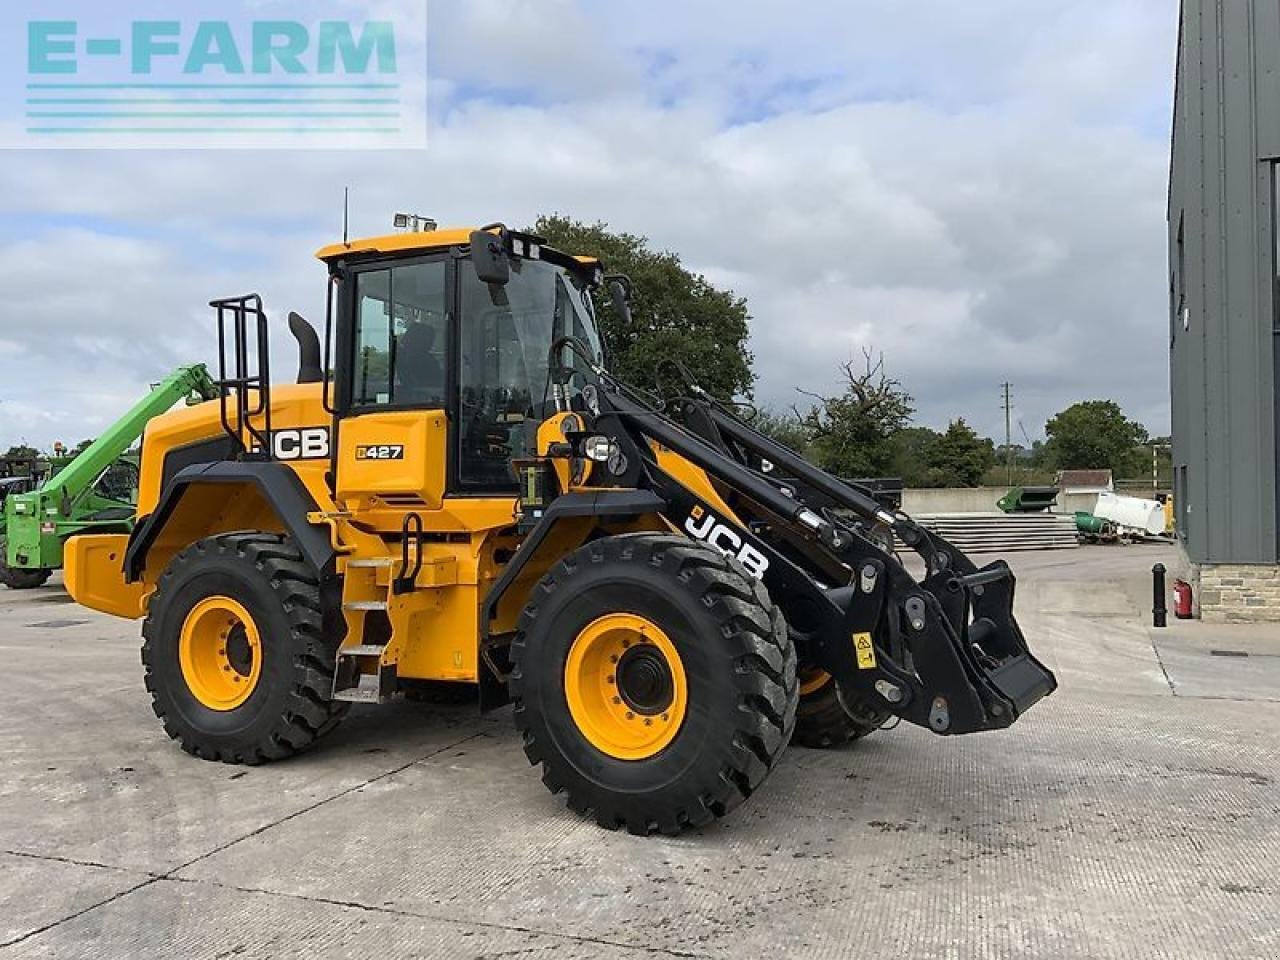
{"left": 470, "top": 230, "right": 510, "bottom": 286}
{"left": 606, "top": 274, "right": 633, "bottom": 326}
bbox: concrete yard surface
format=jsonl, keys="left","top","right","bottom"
{"left": 1, "top": 545, "right": 1277, "bottom": 959}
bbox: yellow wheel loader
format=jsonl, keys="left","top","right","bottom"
{"left": 65, "top": 224, "right": 1056, "bottom": 835}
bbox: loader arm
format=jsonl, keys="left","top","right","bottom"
{"left": 574, "top": 376, "right": 1057, "bottom": 737}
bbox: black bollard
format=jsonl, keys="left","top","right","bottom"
{"left": 1152, "top": 563, "right": 1167, "bottom": 628}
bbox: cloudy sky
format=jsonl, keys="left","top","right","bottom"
{"left": 0, "top": 0, "right": 1176, "bottom": 452}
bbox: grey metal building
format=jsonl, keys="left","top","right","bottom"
{"left": 1169, "top": 0, "right": 1280, "bottom": 619}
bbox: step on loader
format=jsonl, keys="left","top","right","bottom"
{"left": 65, "top": 223, "right": 1056, "bottom": 834}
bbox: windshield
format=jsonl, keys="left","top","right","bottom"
{"left": 457, "top": 257, "right": 603, "bottom": 487}
{"left": 557, "top": 268, "right": 603, "bottom": 371}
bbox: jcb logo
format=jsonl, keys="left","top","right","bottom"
{"left": 684, "top": 504, "right": 770, "bottom": 580}
{"left": 251, "top": 427, "right": 330, "bottom": 461}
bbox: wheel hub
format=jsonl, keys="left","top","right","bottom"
{"left": 224, "top": 624, "right": 254, "bottom": 677}
{"left": 615, "top": 645, "right": 674, "bottom": 715}
{"left": 563, "top": 613, "right": 688, "bottom": 761}
{"left": 178, "top": 595, "right": 262, "bottom": 711}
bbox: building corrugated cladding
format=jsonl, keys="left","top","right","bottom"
{"left": 1169, "top": 0, "right": 1280, "bottom": 566}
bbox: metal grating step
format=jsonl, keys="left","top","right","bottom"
{"left": 332, "top": 673, "right": 383, "bottom": 703}
{"left": 338, "top": 644, "right": 387, "bottom": 657}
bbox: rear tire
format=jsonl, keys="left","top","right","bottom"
{"left": 793, "top": 671, "right": 888, "bottom": 749}
{"left": 511, "top": 533, "right": 798, "bottom": 835}
{"left": 0, "top": 536, "right": 52, "bottom": 589}
{"left": 141, "top": 532, "right": 348, "bottom": 764}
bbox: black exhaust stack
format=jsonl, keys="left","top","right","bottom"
{"left": 288, "top": 311, "right": 325, "bottom": 384}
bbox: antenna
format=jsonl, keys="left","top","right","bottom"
{"left": 343, "top": 187, "right": 350, "bottom": 246}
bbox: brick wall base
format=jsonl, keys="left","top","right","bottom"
{"left": 1193, "top": 562, "right": 1280, "bottom": 622}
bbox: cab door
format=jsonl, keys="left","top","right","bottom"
{"left": 335, "top": 256, "right": 451, "bottom": 517}
{"left": 451, "top": 257, "right": 589, "bottom": 494}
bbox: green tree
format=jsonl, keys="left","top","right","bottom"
{"left": 3, "top": 444, "right": 39, "bottom": 460}
{"left": 751, "top": 408, "right": 810, "bottom": 454}
{"left": 925, "top": 418, "right": 996, "bottom": 487}
{"left": 1044, "top": 400, "right": 1149, "bottom": 474}
{"left": 799, "top": 351, "right": 914, "bottom": 478}
{"left": 69, "top": 438, "right": 95, "bottom": 457}
{"left": 891, "top": 426, "right": 942, "bottom": 487}
{"left": 530, "top": 215, "right": 754, "bottom": 399}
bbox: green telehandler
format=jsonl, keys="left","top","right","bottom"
{"left": 0, "top": 364, "right": 217, "bottom": 589}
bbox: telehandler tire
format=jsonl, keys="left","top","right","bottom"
{"left": 0, "top": 537, "right": 52, "bottom": 589}
{"left": 511, "top": 533, "right": 798, "bottom": 835}
{"left": 141, "top": 532, "right": 348, "bottom": 764}
{"left": 793, "top": 670, "right": 888, "bottom": 749}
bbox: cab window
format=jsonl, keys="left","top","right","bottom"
{"left": 352, "top": 260, "right": 448, "bottom": 408}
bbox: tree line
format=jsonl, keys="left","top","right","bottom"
{"left": 752, "top": 367, "right": 1153, "bottom": 487}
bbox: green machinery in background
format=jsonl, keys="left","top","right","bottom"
{"left": 996, "top": 486, "right": 1060, "bottom": 513}
{"left": 1074, "top": 511, "right": 1111, "bottom": 537}
{"left": 0, "top": 364, "right": 217, "bottom": 589}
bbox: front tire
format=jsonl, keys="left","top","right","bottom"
{"left": 141, "top": 532, "right": 347, "bottom": 764}
{"left": 511, "top": 534, "right": 798, "bottom": 835}
{"left": 0, "top": 536, "right": 52, "bottom": 589}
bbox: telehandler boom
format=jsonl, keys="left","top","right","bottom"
{"left": 64, "top": 225, "right": 1055, "bottom": 834}
{"left": 1, "top": 364, "right": 217, "bottom": 588}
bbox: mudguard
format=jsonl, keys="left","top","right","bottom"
{"left": 124, "top": 460, "right": 335, "bottom": 580}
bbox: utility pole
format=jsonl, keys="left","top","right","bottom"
{"left": 1150, "top": 442, "right": 1170, "bottom": 492}
{"left": 1001, "top": 382, "right": 1014, "bottom": 486}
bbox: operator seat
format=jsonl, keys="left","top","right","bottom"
{"left": 396, "top": 322, "right": 444, "bottom": 405}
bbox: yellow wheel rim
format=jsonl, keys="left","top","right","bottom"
{"left": 799, "top": 668, "right": 831, "bottom": 697}
{"left": 178, "top": 596, "right": 262, "bottom": 711}
{"left": 564, "top": 613, "right": 687, "bottom": 761}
